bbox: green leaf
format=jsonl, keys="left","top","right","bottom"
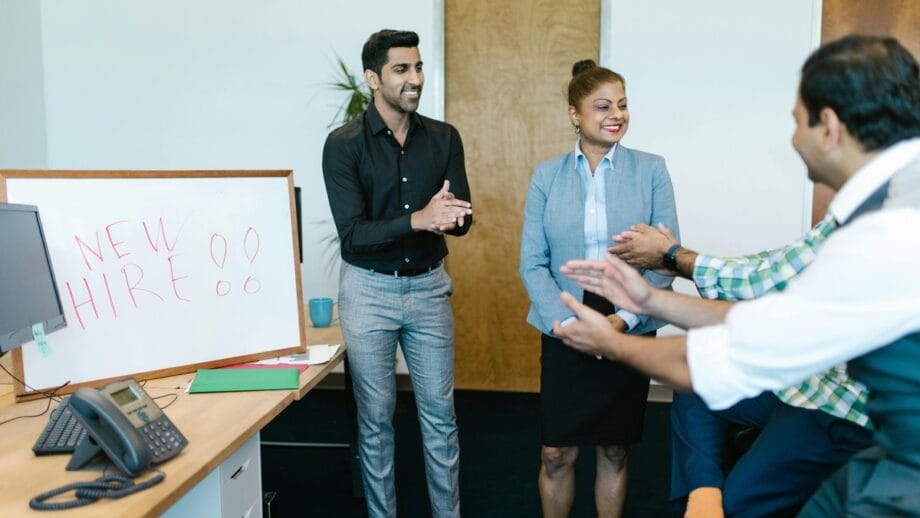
{"left": 327, "top": 54, "right": 371, "bottom": 128}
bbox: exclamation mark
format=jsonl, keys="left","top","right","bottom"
{"left": 242, "top": 226, "right": 262, "bottom": 294}
{"left": 210, "top": 233, "right": 231, "bottom": 296}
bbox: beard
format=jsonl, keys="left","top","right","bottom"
{"left": 379, "top": 83, "right": 422, "bottom": 114}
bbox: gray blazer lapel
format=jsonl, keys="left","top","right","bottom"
{"left": 547, "top": 152, "right": 585, "bottom": 254}
{"left": 605, "top": 145, "right": 639, "bottom": 239}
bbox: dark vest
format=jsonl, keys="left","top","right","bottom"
{"left": 841, "top": 181, "right": 920, "bottom": 469}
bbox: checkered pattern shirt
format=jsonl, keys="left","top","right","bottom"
{"left": 693, "top": 214, "right": 871, "bottom": 427}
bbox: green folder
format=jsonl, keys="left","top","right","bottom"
{"left": 189, "top": 368, "right": 300, "bottom": 393}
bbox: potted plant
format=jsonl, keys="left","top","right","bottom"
{"left": 328, "top": 55, "right": 371, "bottom": 128}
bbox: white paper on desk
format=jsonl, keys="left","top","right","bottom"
{"left": 251, "top": 357, "right": 293, "bottom": 365}
{"left": 259, "top": 344, "right": 340, "bottom": 365}
{"left": 302, "top": 344, "right": 340, "bottom": 365}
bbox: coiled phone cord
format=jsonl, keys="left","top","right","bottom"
{"left": 29, "top": 470, "right": 164, "bottom": 510}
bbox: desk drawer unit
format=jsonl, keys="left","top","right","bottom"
{"left": 220, "top": 433, "right": 262, "bottom": 517}
{"left": 163, "top": 432, "right": 262, "bottom": 517}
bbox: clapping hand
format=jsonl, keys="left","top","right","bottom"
{"left": 414, "top": 180, "right": 473, "bottom": 233}
{"left": 609, "top": 223, "right": 677, "bottom": 274}
{"left": 560, "top": 253, "right": 655, "bottom": 316}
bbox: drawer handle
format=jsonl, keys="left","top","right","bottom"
{"left": 230, "top": 458, "right": 251, "bottom": 480}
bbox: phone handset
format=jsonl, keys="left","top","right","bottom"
{"left": 68, "top": 386, "right": 151, "bottom": 476}
{"left": 67, "top": 378, "right": 187, "bottom": 477}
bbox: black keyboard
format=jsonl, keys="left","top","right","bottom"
{"left": 32, "top": 400, "right": 88, "bottom": 455}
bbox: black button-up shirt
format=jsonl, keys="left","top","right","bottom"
{"left": 322, "top": 102, "right": 472, "bottom": 271}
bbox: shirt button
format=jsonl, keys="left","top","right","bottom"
{"left": 404, "top": 204, "right": 410, "bottom": 209}
{"left": 404, "top": 258, "right": 410, "bottom": 263}
{"left": 400, "top": 150, "right": 405, "bottom": 155}
{"left": 589, "top": 209, "right": 595, "bottom": 215}
{"left": 387, "top": 130, "right": 392, "bottom": 135}
{"left": 402, "top": 177, "right": 408, "bottom": 182}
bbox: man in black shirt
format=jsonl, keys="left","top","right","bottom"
{"left": 322, "top": 29, "right": 472, "bottom": 518}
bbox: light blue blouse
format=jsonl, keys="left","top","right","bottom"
{"left": 574, "top": 141, "right": 639, "bottom": 329}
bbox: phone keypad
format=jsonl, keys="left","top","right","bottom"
{"left": 142, "top": 417, "right": 188, "bottom": 463}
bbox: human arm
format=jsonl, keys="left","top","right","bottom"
{"left": 552, "top": 291, "right": 692, "bottom": 390}
{"left": 437, "top": 125, "right": 474, "bottom": 236}
{"left": 611, "top": 216, "right": 835, "bottom": 303}
{"left": 559, "top": 209, "right": 920, "bottom": 410}
{"left": 689, "top": 208, "right": 920, "bottom": 409}
{"left": 322, "top": 133, "right": 415, "bottom": 252}
{"left": 553, "top": 210, "right": 920, "bottom": 399}
{"left": 520, "top": 170, "right": 574, "bottom": 333}
{"left": 610, "top": 223, "right": 698, "bottom": 278}
{"left": 561, "top": 253, "right": 734, "bottom": 329}
{"left": 692, "top": 215, "right": 835, "bottom": 301}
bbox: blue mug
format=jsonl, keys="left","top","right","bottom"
{"left": 308, "top": 297, "right": 337, "bottom": 328}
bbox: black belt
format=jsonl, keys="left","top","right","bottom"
{"left": 370, "top": 260, "right": 442, "bottom": 277}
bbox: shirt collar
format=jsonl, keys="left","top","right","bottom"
{"left": 366, "top": 101, "right": 424, "bottom": 136}
{"left": 829, "top": 137, "right": 920, "bottom": 223}
{"left": 574, "top": 140, "right": 618, "bottom": 171}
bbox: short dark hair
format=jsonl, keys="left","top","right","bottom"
{"left": 361, "top": 30, "right": 420, "bottom": 77}
{"left": 800, "top": 34, "right": 920, "bottom": 151}
{"left": 568, "top": 59, "right": 626, "bottom": 107}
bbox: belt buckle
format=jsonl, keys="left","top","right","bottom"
{"left": 390, "top": 260, "right": 440, "bottom": 278}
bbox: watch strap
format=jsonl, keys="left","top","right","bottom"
{"left": 663, "top": 243, "right": 680, "bottom": 272}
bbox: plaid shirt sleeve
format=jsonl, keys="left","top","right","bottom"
{"left": 693, "top": 215, "right": 837, "bottom": 301}
{"left": 690, "top": 214, "right": 872, "bottom": 427}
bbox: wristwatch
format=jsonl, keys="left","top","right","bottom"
{"left": 663, "top": 244, "right": 680, "bottom": 272}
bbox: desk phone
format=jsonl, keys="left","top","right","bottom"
{"left": 66, "top": 378, "right": 187, "bottom": 477}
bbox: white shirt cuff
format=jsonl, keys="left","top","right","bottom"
{"left": 560, "top": 316, "right": 577, "bottom": 327}
{"left": 615, "top": 310, "right": 640, "bottom": 331}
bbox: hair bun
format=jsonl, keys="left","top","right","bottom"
{"left": 572, "top": 59, "right": 597, "bottom": 77}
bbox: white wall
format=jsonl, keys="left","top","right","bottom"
{"left": 601, "top": 0, "right": 821, "bottom": 335}
{"left": 1, "top": 0, "right": 441, "bottom": 302}
{"left": 0, "top": 0, "right": 47, "bottom": 168}
{"left": 603, "top": 0, "right": 820, "bottom": 255}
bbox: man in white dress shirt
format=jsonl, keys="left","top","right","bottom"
{"left": 554, "top": 34, "right": 920, "bottom": 515}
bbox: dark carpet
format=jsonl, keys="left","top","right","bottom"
{"left": 261, "top": 387, "right": 679, "bottom": 517}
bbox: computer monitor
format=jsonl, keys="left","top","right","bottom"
{"left": 0, "top": 203, "right": 67, "bottom": 355}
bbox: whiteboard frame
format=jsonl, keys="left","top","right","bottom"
{"left": 0, "top": 169, "right": 306, "bottom": 400}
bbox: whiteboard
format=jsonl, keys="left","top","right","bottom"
{"left": 1, "top": 171, "right": 305, "bottom": 396}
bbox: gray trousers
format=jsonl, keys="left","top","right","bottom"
{"left": 339, "top": 262, "right": 460, "bottom": 518}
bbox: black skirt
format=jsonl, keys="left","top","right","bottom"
{"left": 540, "top": 291, "right": 652, "bottom": 446}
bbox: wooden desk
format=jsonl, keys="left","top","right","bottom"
{"left": 0, "top": 321, "right": 344, "bottom": 517}
{"left": 293, "top": 320, "right": 345, "bottom": 400}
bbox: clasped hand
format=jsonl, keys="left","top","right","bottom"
{"left": 412, "top": 180, "right": 473, "bottom": 233}
{"left": 609, "top": 223, "right": 677, "bottom": 274}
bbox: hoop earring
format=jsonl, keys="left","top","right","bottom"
{"left": 573, "top": 126, "right": 581, "bottom": 134}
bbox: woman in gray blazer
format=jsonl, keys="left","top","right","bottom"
{"left": 520, "top": 60, "right": 679, "bottom": 517}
